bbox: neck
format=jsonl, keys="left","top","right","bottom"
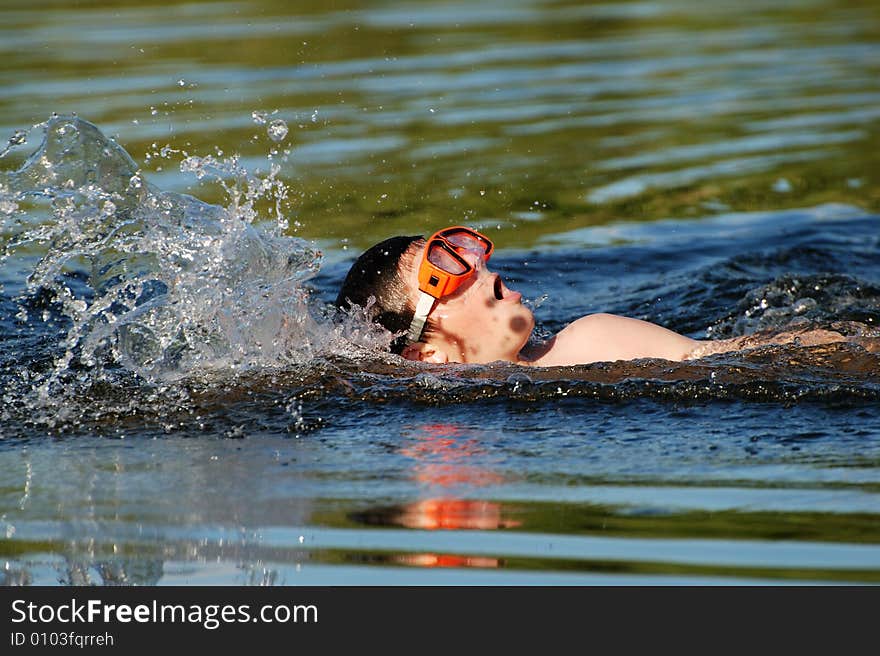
{"left": 516, "top": 336, "right": 552, "bottom": 364}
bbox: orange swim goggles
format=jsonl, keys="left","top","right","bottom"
{"left": 406, "top": 226, "right": 494, "bottom": 343}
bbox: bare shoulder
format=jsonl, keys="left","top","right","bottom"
{"left": 526, "top": 313, "right": 699, "bottom": 367}
{"left": 562, "top": 313, "right": 625, "bottom": 332}
{"left": 559, "top": 313, "right": 680, "bottom": 339}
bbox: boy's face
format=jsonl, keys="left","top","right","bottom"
{"left": 405, "top": 245, "right": 535, "bottom": 363}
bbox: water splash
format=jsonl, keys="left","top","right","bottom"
{"left": 706, "top": 273, "right": 880, "bottom": 339}
{"left": 0, "top": 116, "right": 355, "bottom": 427}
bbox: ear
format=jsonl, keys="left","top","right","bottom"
{"left": 401, "top": 341, "right": 449, "bottom": 364}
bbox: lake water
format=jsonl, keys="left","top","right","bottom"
{"left": 1, "top": 0, "right": 879, "bottom": 585}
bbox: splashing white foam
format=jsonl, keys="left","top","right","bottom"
{"left": 0, "top": 117, "right": 328, "bottom": 387}
{"left": 0, "top": 115, "right": 403, "bottom": 430}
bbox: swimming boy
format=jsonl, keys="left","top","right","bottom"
{"left": 335, "top": 226, "right": 850, "bottom": 366}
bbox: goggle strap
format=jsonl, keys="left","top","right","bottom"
{"left": 405, "top": 292, "right": 436, "bottom": 344}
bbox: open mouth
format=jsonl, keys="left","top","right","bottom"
{"left": 493, "top": 276, "right": 504, "bottom": 300}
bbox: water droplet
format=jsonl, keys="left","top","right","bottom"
{"left": 267, "top": 119, "right": 289, "bottom": 142}
{"left": 8, "top": 129, "right": 27, "bottom": 146}
{"left": 793, "top": 298, "right": 817, "bottom": 315}
{"left": 524, "top": 293, "right": 548, "bottom": 310}
{"left": 251, "top": 110, "right": 268, "bottom": 125}
{"left": 0, "top": 129, "right": 27, "bottom": 158}
{"left": 772, "top": 178, "right": 792, "bottom": 193}
{"left": 507, "top": 373, "right": 532, "bottom": 394}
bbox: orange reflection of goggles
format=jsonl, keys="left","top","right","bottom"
{"left": 417, "top": 226, "right": 494, "bottom": 299}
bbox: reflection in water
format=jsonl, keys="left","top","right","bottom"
{"left": 0, "top": 438, "right": 319, "bottom": 586}
{"left": 351, "top": 423, "right": 521, "bottom": 569}
{"left": 0, "top": 445, "right": 167, "bottom": 586}
{"left": 63, "top": 558, "right": 164, "bottom": 587}
{"left": 400, "top": 423, "right": 507, "bottom": 488}
{"left": 393, "top": 553, "right": 503, "bottom": 570}
{"left": 390, "top": 499, "right": 520, "bottom": 532}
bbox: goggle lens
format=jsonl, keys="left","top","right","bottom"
{"left": 426, "top": 243, "right": 469, "bottom": 275}
{"left": 442, "top": 230, "right": 491, "bottom": 254}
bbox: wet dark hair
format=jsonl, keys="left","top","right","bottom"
{"left": 335, "top": 235, "right": 425, "bottom": 353}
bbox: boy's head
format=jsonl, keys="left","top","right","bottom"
{"left": 335, "top": 235, "right": 424, "bottom": 353}
{"left": 336, "top": 228, "right": 535, "bottom": 364}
